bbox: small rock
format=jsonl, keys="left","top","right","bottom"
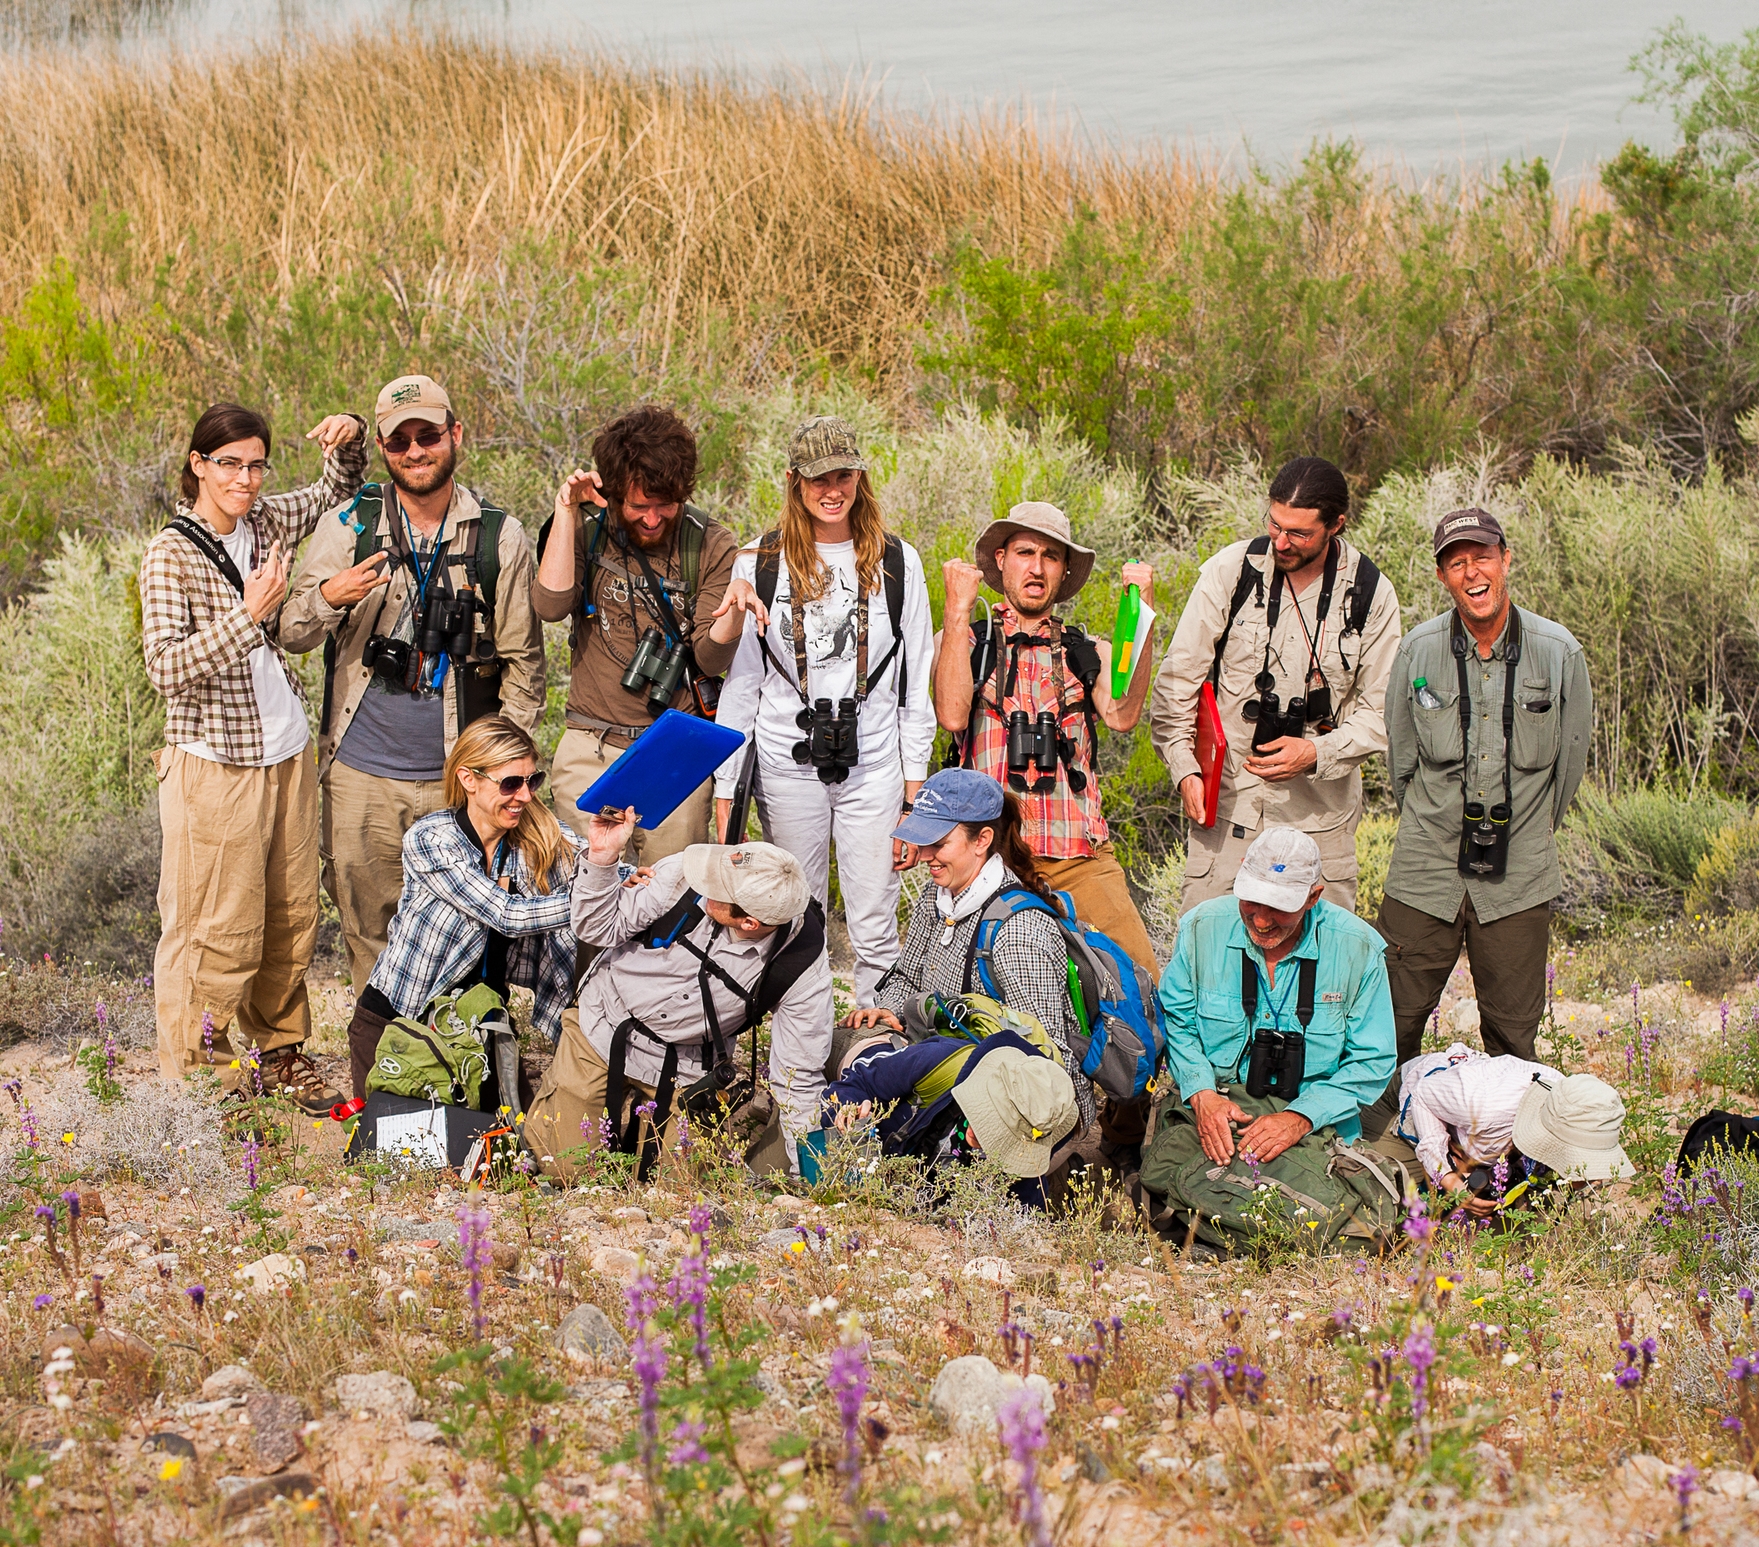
{"left": 335, "top": 1371, "right": 419, "bottom": 1420}
{"left": 406, "top": 1421, "right": 444, "bottom": 1445}
{"left": 202, "top": 1365, "right": 266, "bottom": 1403}
{"left": 709, "top": 1205, "right": 734, "bottom": 1231}
{"left": 961, "top": 1256, "right": 1014, "bottom": 1286}
{"left": 1078, "top": 1443, "right": 1110, "bottom": 1482}
{"left": 587, "top": 1246, "right": 641, "bottom": 1283}
{"left": 43, "top": 1325, "right": 154, "bottom": 1382}
{"left": 1618, "top": 1454, "right": 1673, "bottom": 1491}
{"left": 760, "top": 1228, "right": 817, "bottom": 1255}
{"left": 927, "top": 1355, "right": 1054, "bottom": 1436}
{"left": 236, "top": 1254, "right": 306, "bottom": 1294}
{"left": 1036, "top": 1309, "right": 1074, "bottom": 1331}
{"left": 245, "top": 1392, "right": 307, "bottom": 1472}
{"left": 1202, "top": 1454, "right": 1229, "bottom": 1492}
{"left": 612, "top": 1206, "right": 649, "bottom": 1223}
{"left": 490, "top": 1241, "right": 521, "bottom": 1273}
{"left": 142, "top": 1432, "right": 197, "bottom": 1460}
{"left": 108, "top": 1220, "right": 153, "bottom": 1239}
{"left": 375, "top": 1216, "right": 437, "bottom": 1242}
{"left": 78, "top": 1191, "right": 107, "bottom": 1221}
{"left": 220, "top": 1471, "right": 317, "bottom": 1519}
{"left": 1706, "top": 1468, "right": 1757, "bottom": 1499}
{"left": 555, "top": 1304, "right": 628, "bottom": 1366}
{"left": 753, "top": 1370, "right": 791, "bottom": 1406}
{"left": 1476, "top": 1269, "right": 1503, "bottom": 1290}
{"left": 213, "top": 1476, "right": 252, "bottom": 1497}
{"left": 1014, "top": 1266, "right": 1058, "bottom": 1294}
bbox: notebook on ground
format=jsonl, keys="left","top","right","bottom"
{"left": 575, "top": 709, "right": 746, "bottom": 830}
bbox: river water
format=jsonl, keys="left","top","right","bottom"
{"left": 6, "top": 0, "right": 1741, "bottom": 178}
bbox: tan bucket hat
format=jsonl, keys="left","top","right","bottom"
{"left": 681, "top": 842, "right": 809, "bottom": 927}
{"left": 788, "top": 416, "right": 867, "bottom": 479}
{"left": 952, "top": 1049, "right": 1078, "bottom": 1177}
{"left": 974, "top": 502, "right": 1096, "bottom": 603}
{"left": 1511, "top": 1073, "right": 1633, "bottom": 1181}
{"left": 375, "top": 374, "right": 453, "bottom": 435}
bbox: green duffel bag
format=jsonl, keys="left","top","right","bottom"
{"left": 365, "top": 983, "right": 504, "bottom": 1110}
{"left": 1139, "top": 1086, "right": 1412, "bottom": 1253}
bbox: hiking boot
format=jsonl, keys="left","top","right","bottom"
{"left": 255, "top": 1047, "right": 342, "bottom": 1116}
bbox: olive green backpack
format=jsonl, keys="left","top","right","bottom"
{"left": 366, "top": 984, "right": 507, "bottom": 1110}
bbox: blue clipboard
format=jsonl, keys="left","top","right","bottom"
{"left": 575, "top": 709, "right": 746, "bottom": 831}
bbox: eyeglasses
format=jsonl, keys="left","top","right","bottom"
{"left": 471, "top": 769, "right": 546, "bottom": 796}
{"left": 381, "top": 423, "right": 450, "bottom": 456}
{"left": 199, "top": 454, "right": 272, "bottom": 482}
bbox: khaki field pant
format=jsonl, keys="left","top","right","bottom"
{"left": 525, "top": 1007, "right": 683, "bottom": 1181}
{"left": 1377, "top": 892, "right": 1552, "bottom": 1069}
{"left": 321, "top": 759, "right": 448, "bottom": 993}
{"left": 550, "top": 726, "right": 711, "bottom": 863}
{"left": 1180, "top": 811, "right": 1360, "bottom": 916}
{"left": 154, "top": 747, "right": 318, "bottom": 1085}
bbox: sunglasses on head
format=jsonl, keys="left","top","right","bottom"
{"left": 471, "top": 769, "right": 545, "bottom": 796}
{"left": 380, "top": 422, "right": 450, "bottom": 456}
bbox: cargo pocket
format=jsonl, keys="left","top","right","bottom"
{"left": 1512, "top": 678, "right": 1560, "bottom": 769}
{"left": 1412, "top": 693, "right": 1463, "bottom": 767}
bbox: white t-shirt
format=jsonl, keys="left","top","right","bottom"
{"left": 712, "top": 537, "right": 937, "bottom": 793}
{"left": 178, "top": 523, "right": 310, "bottom": 767}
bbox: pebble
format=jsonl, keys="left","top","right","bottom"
{"left": 236, "top": 1254, "right": 306, "bottom": 1293}
{"left": 961, "top": 1256, "right": 1014, "bottom": 1286}
{"left": 759, "top": 1228, "right": 820, "bottom": 1255}
{"left": 587, "top": 1246, "right": 641, "bottom": 1283}
{"left": 246, "top": 1392, "right": 307, "bottom": 1472}
{"left": 202, "top": 1365, "right": 266, "bottom": 1403}
{"left": 407, "top": 1421, "right": 445, "bottom": 1445}
{"left": 375, "top": 1216, "right": 439, "bottom": 1243}
{"left": 218, "top": 1472, "right": 317, "bottom": 1519}
{"left": 141, "top": 1432, "right": 197, "bottom": 1460}
{"left": 554, "top": 1303, "right": 628, "bottom": 1365}
{"left": 927, "top": 1355, "right": 1055, "bottom": 1435}
{"left": 335, "top": 1371, "right": 419, "bottom": 1420}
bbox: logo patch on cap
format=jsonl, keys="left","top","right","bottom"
{"left": 1272, "top": 863, "right": 1286, "bottom": 873}
{"left": 390, "top": 383, "right": 422, "bottom": 406}
{"left": 730, "top": 850, "right": 749, "bottom": 866}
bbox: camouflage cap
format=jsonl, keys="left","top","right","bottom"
{"left": 788, "top": 416, "right": 867, "bottom": 478}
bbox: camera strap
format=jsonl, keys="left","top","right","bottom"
{"left": 166, "top": 516, "right": 248, "bottom": 598}
{"left": 1451, "top": 606, "right": 1522, "bottom": 815}
{"left": 627, "top": 531, "right": 688, "bottom": 647}
{"left": 1260, "top": 538, "right": 1340, "bottom": 701}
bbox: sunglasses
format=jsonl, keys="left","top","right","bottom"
{"left": 471, "top": 769, "right": 545, "bottom": 796}
{"left": 380, "top": 423, "right": 450, "bottom": 456}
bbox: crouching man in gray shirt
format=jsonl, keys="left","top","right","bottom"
{"left": 524, "top": 805, "right": 835, "bottom": 1179}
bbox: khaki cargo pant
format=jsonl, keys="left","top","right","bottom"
{"left": 154, "top": 746, "right": 318, "bottom": 1085}
{"left": 321, "top": 759, "right": 448, "bottom": 993}
{"left": 550, "top": 726, "right": 711, "bottom": 864}
{"left": 1180, "top": 811, "right": 1360, "bottom": 916}
{"left": 525, "top": 1006, "right": 683, "bottom": 1181}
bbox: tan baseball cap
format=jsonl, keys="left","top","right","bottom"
{"left": 974, "top": 502, "right": 1096, "bottom": 603}
{"left": 788, "top": 416, "right": 867, "bottom": 479}
{"left": 376, "top": 375, "right": 453, "bottom": 436}
{"left": 681, "top": 842, "right": 810, "bottom": 926}
{"left": 952, "top": 1049, "right": 1079, "bottom": 1177}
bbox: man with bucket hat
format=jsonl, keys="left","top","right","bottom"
{"left": 934, "top": 501, "right": 1159, "bottom": 976}
{"left": 1376, "top": 507, "right": 1591, "bottom": 1076}
{"left": 524, "top": 804, "right": 834, "bottom": 1180}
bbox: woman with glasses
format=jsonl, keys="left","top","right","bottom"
{"left": 343, "top": 715, "right": 582, "bottom": 1101}
{"left": 144, "top": 400, "right": 365, "bottom": 1113}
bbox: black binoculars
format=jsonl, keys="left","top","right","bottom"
{"left": 621, "top": 627, "right": 691, "bottom": 713}
{"left": 417, "top": 589, "right": 482, "bottom": 661}
{"left": 1242, "top": 670, "right": 1337, "bottom": 751}
{"left": 1244, "top": 1027, "right": 1306, "bottom": 1101}
{"left": 362, "top": 634, "right": 420, "bottom": 691}
{"left": 793, "top": 697, "right": 859, "bottom": 784}
{"left": 1458, "top": 800, "right": 1513, "bottom": 878}
{"left": 1006, "top": 709, "right": 1058, "bottom": 785}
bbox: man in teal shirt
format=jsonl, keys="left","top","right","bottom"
{"left": 1159, "top": 826, "right": 1396, "bottom": 1164}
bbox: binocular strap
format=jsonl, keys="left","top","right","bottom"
{"left": 1239, "top": 951, "right": 1318, "bottom": 1033}
{"left": 1451, "top": 606, "right": 1522, "bottom": 826}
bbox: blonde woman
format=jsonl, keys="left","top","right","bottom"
{"left": 712, "top": 417, "right": 935, "bottom": 1005}
{"left": 343, "top": 715, "right": 581, "bottom": 1098}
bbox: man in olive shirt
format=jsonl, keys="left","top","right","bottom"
{"left": 1379, "top": 508, "right": 1592, "bottom": 1067}
{"left": 532, "top": 405, "right": 742, "bottom": 859}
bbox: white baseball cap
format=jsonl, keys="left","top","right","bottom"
{"left": 681, "top": 842, "right": 809, "bottom": 927}
{"left": 1233, "top": 826, "right": 1323, "bottom": 913}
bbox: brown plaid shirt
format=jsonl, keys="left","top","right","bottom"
{"left": 140, "top": 427, "right": 368, "bottom": 765}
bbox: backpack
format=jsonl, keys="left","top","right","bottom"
{"left": 965, "top": 887, "right": 1166, "bottom": 1101}
{"left": 533, "top": 502, "right": 711, "bottom": 629}
{"left": 1675, "top": 1110, "right": 1759, "bottom": 1175}
{"left": 365, "top": 983, "right": 506, "bottom": 1110}
{"left": 754, "top": 532, "right": 909, "bottom": 703}
{"left": 951, "top": 618, "right": 1103, "bottom": 779}
{"left": 1140, "top": 1090, "right": 1413, "bottom": 1251}
{"left": 320, "top": 483, "right": 509, "bottom": 736}
{"left": 897, "top": 990, "right": 1067, "bottom": 1068}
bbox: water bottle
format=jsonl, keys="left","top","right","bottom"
{"left": 1413, "top": 676, "right": 1444, "bottom": 710}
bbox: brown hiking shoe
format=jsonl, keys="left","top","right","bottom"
{"left": 255, "top": 1047, "right": 342, "bottom": 1116}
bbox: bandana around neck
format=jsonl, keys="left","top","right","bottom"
{"left": 936, "top": 854, "right": 1006, "bottom": 944}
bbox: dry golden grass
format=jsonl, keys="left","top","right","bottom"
{"left": 0, "top": 34, "right": 1608, "bottom": 386}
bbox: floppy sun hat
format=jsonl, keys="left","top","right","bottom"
{"left": 972, "top": 502, "right": 1096, "bottom": 604}
{"left": 1511, "top": 1073, "right": 1633, "bottom": 1182}
{"left": 951, "top": 1049, "right": 1079, "bottom": 1177}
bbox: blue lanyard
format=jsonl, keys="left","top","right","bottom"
{"left": 398, "top": 495, "right": 447, "bottom": 604}
{"left": 1249, "top": 960, "right": 1301, "bottom": 1032}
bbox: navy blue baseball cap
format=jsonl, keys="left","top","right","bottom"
{"left": 892, "top": 768, "right": 1005, "bottom": 845}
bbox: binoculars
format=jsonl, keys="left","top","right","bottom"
{"left": 1004, "top": 709, "right": 1086, "bottom": 794}
{"left": 1242, "top": 671, "right": 1336, "bottom": 752}
{"left": 621, "top": 627, "right": 691, "bottom": 713}
{"left": 1243, "top": 1027, "right": 1306, "bottom": 1101}
{"left": 417, "top": 589, "right": 483, "bottom": 662}
{"left": 794, "top": 697, "right": 859, "bottom": 784}
{"left": 362, "top": 634, "right": 420, "bottom": 691}
{"left": 1458, "top": 800, "right": 1513, "bottom": 878}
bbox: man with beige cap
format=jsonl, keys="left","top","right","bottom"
{"left": 282, "top": 375, "right": 546, "bottom": 998}
{"left": 524, "top": 804, "right": 834, "bottom": 1179}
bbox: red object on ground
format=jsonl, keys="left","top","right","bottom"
{"left": 330, "top": 1097, "right": 366, "bottom": 1123}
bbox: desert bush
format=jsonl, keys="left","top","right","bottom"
{"left": 1687, "top": 815, "right": 1759, "bottom": 916}
{"left": 1354, "top": 813, "right": 1398, "bottom": 922}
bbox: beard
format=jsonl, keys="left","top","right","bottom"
{"left": 386, "top": 439, "right": 458, "bottom": 498}
{"left": 620, "top": 507, "right": 679, "bottom": 551}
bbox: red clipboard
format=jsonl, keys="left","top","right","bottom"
{"left": 1194, "top": 681, "right": 1227, "bottom": 828}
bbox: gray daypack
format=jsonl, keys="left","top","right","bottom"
{"left": 1140, "top": 1087, "right": 1412, "bottom": 1252}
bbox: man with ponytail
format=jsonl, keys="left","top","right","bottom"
{"left": 1151, "top": 456, "right": 1402, "bottom": 914}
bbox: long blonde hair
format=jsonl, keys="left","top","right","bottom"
{"left": 763, "top": 467, "right": 889, "bottom": 603}
{"left": 443, "top": 716, "right": 571, "bottom": 895}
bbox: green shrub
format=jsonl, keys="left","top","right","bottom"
{"left": 1354, "top": 813, "right": 1397, "bottom": 921}
{"left": 1569, "top": 783, "right": 1745, "bottom": 893}
{"left": 1688, "top": 816, "right": 1759, "bottom": 916}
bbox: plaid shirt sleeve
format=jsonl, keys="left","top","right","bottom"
{"left": 139, "top": 533, "right": 262, "bottom": 700}
{"left": 256, "top": 417, "right": 370, "bottom": 552}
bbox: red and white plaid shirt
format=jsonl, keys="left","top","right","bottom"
{"left": 956, "top": 606, "right": 1108, "bottom": 859}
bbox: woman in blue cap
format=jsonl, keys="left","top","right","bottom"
{"left": 835, "top": 767, "right": 1096, "bottom": 1136}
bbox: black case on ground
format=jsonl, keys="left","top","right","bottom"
{"left": 344, "top": 1091, "right": 504, "bottom": 1169}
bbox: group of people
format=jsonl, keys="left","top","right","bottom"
{"left": 142, "top": 374, "right": 1631, "bottom": 1227}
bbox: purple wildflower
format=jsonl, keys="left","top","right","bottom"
{"left": 668, "top": 1205, "right": 712, "bottom": 1368}
{"left": 1, "top": 1078, "right": 17, "bottom": 1107}
{"left": 242, "top": 1136, "right": 260, "bottom": 1191}
{"left": 827, "top": 1340, "right": 871, "bottom": 1501}
{"left": 345, "top": 1246, "right": 358, "bottom": 1266}
{"left": 245, "top": 1045, "right": 262, "bottom": 1097}
{"left": 31, "top": 1293, "right": 51, "bottom": 1311}
{"left": 18, "top": 1098, "right": 37, "bottom": 1149}
{"left": 200, "top": 1009, "right": 215, "bottom": 1059}
{"left": 458, "top": 1201, "right": 491, "bottom": 1341}
{"left": 1491, "top": 1157, "right": 1509, "bottom": 1202}
{"left": 90, "top": 1274, "right": 104, "bottom": 1319}
{"left": 1739, "top": 1287, "right": 1754, "bottom": 1318}
{"left": 1671, "top": 1463, "right": 1698, "bottom": 1529}
{"left": 186, "top": 1284, "right": 205, "bottom": 1312}
{"left": 667, "top": 1419, "right": 709, "bottom": 1466}
{"left": 997, "top": 1387, "right": 1050, "bottom": 1547}
{"left": 626, "top": 1269, "right": 667, "bottom": 1483}
{"left": 1403, "top": 1324, "right": 1437, "bottom": 1423}
{"left": 1403, "top": 1195, "right": 1433, "bottom": 1247}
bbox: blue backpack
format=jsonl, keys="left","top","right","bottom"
{"left": 964, "top": 888, "right": 1166, "bottom": 1101}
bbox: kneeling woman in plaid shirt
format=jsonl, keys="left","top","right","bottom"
{"left": 343, "top": 716, "right": 582, "bottom": 1100}
{"left": 837, "top": 767, "right": 1097, "bottom": 1143}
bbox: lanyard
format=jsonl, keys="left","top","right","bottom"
{"left": 788, "top": 585, "right": 870, "bottom": 702}
{"left": 397, "top": 492, "right": 447, "bottom": 604}
{"left": 1248, "top": 959, "right": 1302, "bottom": 1032}
{"left": 1451, "top": 607, "right": 1522, "bottom": 810}
{"left": 1262, "top": 539, "right": 1338, "bottom": 699}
